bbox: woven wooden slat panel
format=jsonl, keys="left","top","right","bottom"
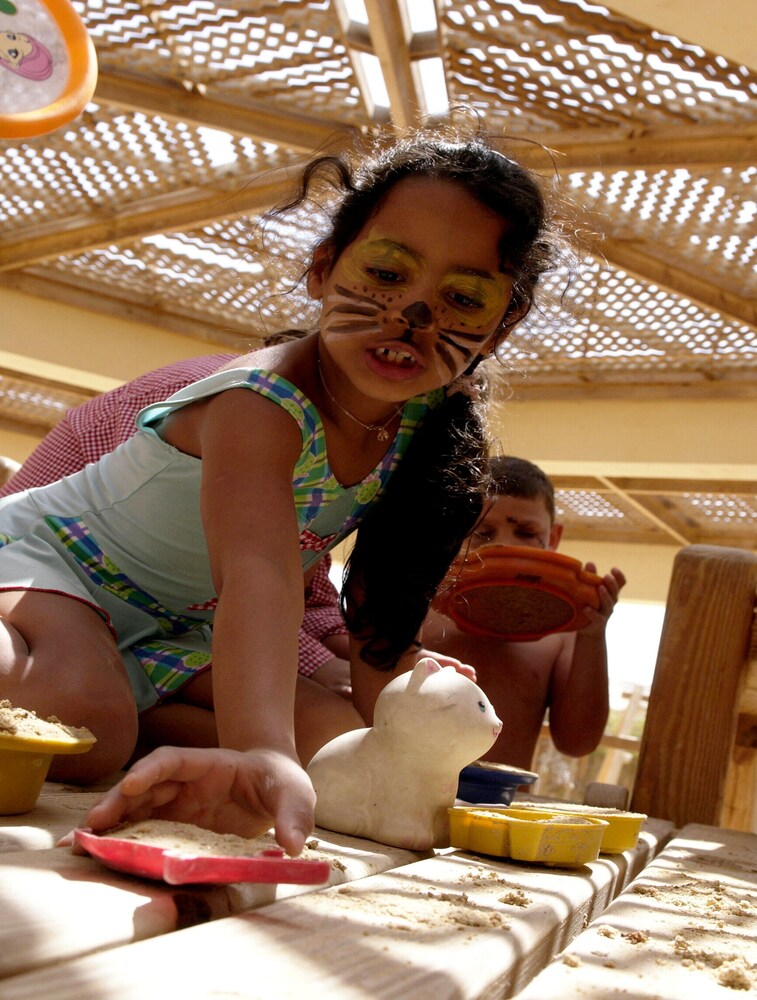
{"left": 0, "top": 108, "right": 296, "bottom": 239}
{"left": 26, "top": 241, "right": 755, "bottom": 385}
{"left": 84, "top": 0, "right": 366, "bottom": 122}
{"left": 0, "top": 375, "right": 94, "bottom": 429}
{"left": 498, "top": 260, "right": 756, "bottom": 384}
{"left": 0, "top": 0, "right": 751, "bottom": 392}
{"left": 554, "top": 487, "right": 672, "bottom": 544}
{"left": 39, "top": 203, "right": 326, "bottom": 343}
{"left": 566, "top": 165, "right": 757, "bottom": 296}
{"left": 636, "top": 491, "right": 757, "bottom": 547}
{"left": 554, "top": 486, "right": 757, "bottom": 547}
{"left": 439, "top": 0, "right": 757, "bottom": 131}
{"left": 0, "top": 0, "right": 753, "bottom": 577}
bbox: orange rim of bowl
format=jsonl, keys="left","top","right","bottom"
{"left": 433, "top": 546, "right": 602, "bottom": 640}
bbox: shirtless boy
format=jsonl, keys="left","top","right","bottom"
{"left": 421, "top": 456, "right": 626, "bottom": 771}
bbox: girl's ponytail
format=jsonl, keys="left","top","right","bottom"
{"left": 342, "top": 389, "right": 490, "bottom": 670}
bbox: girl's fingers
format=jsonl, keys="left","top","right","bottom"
{"left": 80, "top": 747, "right": 317, "bottom": 855}
{"left": 120, "top": 746, "right": 233, "bottom": 793}
{"left": 269, "top": 776, "right": 317, "bottom": 857}
{"left": 417, "top": 648, "right": 477, "bottom": 682}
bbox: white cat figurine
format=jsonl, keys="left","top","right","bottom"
{"left": 306, "top": 656, "right": 503, "bottom": 850}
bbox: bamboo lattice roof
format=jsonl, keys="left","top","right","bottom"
{"left": 0, "top": 0, "right": 755, "bottom": 549}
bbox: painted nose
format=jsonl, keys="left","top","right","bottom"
{"left": 401, "top": 300, "right": 433, "bottom": 329}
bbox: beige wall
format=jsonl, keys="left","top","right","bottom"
{"left": 1, "top": 287, "right": 227, "bottom": 385}
{"left": 606, "top": 0, "right": 757, "bottom": 71}
{"left": 0, "top": 286, "right": 233, "bottom": 462}
{"left": 493, "top": 397, "right": 757, "bottom": 472}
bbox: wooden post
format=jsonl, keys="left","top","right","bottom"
{"left": 630, "top": 545, "right": 757, "bottom": 830}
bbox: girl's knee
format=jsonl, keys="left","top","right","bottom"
{"left": 0, "top": 594, "right": 140, "bottom": 781}
{"left": 48, "top": 690, "right": 139, "bottom": 783}
{"left": 294, "top": 677, "right": 363, "bottom": 764}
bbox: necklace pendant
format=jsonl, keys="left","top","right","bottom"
{"left": 377, "top": 428, "right": 390, "bottom": 442}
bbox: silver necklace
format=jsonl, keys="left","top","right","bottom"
{"left": 317, "top": 360, "right": 403, "bottom": 442}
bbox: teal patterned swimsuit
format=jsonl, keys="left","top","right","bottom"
{"left": 0, "top": 368, "right": 434, "bottom": 710}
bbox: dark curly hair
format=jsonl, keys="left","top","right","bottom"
{"left": 266, "top": 129, "right": 564, "bottom": 669}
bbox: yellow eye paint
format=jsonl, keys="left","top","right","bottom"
{"left": 439, "top": 272, "right": 511, "bottom": 325}
{"left": 338, "top": 231, "right": 511, "bottom": 325}
{"left": 340, "top": 237, "right": 421, "bottom": 288}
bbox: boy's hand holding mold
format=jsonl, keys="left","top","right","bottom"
{"left": 577, "top": 562, "right": 626, "bottom": 637}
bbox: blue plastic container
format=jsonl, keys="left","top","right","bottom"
{"left": 457, "top": 761, "right": 538, "bottom": 805}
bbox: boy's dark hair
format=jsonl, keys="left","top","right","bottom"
{"left": 268, "top": 130, "right": 564, "bottom": 670}
{"left": 489, "top": 455, "right": 556, "bottom": 523}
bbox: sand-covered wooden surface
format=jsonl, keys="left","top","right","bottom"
{"left": 0, "top": 779, "right": 674, "bottom": 1000}
{"left": 516, "top": 823, "right": 757, "bottom": 997}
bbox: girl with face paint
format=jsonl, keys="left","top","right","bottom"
{"left": 0, "top": 130, "right": 563, "bottom": 853}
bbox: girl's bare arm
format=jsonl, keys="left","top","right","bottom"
{"left": 86, "top": 387, "right": 317, "bottom": 853}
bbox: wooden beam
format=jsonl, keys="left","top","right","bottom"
{"left": 591, "top": 236, "right": 757, "bottom": 328}
{"left": 93, "top": 73, "right": 356, "bottom": 154}
{"left": 508, "top": 123, "right": 757, "bottom": 171}
{"left": 503, "top": 378, "right": 757, "bottom": 401}
{"left": 0, "top": 170, "right": 296, "bottom": 271}
{"left": 363, "top": 0, "right": 423, "bottom": 128}
{"left": 597, "top": 474, "right": 692, "bottom": 546}
{"left": 631, "top": 545, "right": 757, "bottom": 826}
{"left": 0, "top": 351, "right": 121, "bottom": 395}
{"left": 94, "top": 74, "right": 756, "bottom": 170}
{"left": 540, "top": 460, "right": 757, "bottom": 482}
{"left": 552, "top": 474, "right": 757, "bottom": 495}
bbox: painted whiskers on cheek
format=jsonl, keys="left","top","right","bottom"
{"left": 322, "top": 282, "right": 495, "bottom": 379}
{"left": 323, "top": 284, "right": 387, "bottom": 334}
{"left": 435, "top": 328, "right": 494, "bottom": 377}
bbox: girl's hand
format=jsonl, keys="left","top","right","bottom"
{"left": 579, "top": 565, "right": 626, "bottom": 636}
{"left": 82, "top": 746, "right": 316, "bottom": 857}
{"left": 416, "top": 648, "right": 477, "bottom": 683}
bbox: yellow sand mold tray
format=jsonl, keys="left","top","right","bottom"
{"left": 502, "top": 802, "right": 647, "bottom": 854}
{"left": 448, "top": 806, "right": 608, "bottom": 868}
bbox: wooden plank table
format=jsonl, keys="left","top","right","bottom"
{"left": 515, "top": 823, "right": 757, "bottom": 998}
{"left": 0, "top": 783, "right": 428, "bottom": 979}
{"left": 0, "top": 782, "right": 674, "bottom": 999}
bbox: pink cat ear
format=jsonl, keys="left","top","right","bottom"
{"left": 406, "top": 656, "right": 442, "bottom": 693}
{"left": 419, "top": 656, "right": 442, "bottom": 676}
